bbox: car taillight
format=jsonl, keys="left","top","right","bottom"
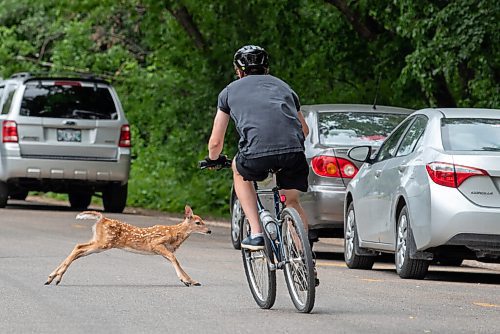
{"left": 426, "top": 162, "right": 488, "bottom": 188}
{"left": 54, "top": 81, "right": 82, "bottom": 86}
{"left": 2, "top": 120, "right": 18, "bottom": 143}
{"left": 119, "top": 124, "right": 131, "bottom": 147}
{"left": 311, "top": 156, "right": 358, "bottom": 178}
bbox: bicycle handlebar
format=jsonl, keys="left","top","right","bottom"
{"left": 198, "top": 155, "right": 232, "bottom": 170}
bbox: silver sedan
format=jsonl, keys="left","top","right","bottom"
{"left": 344, "top": 108, "right": 500, "bottom": 279}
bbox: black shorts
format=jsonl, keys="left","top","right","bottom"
{"left": 235, "top": 152, "right": 309, "bottom": 192}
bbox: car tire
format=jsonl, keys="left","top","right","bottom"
{"left": 395, "top": 206, "right": 429, "bottom": 279}
{"left": 0, "top": 182, "right": 8, "bottom": 208}
{"left": 103, "top": 183, "right": 127, "bottom": 213}
{"left": 344, "top": 202, "right": 375, "bottom": 270}
{"left": 230, "top": 195, "right": 245, "bottom": 250}
{"left": 68, "top": 191, "right": 92, "bottom": 210}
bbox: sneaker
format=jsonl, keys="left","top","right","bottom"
{"left": 241, "top": 236, "right": 265, "bottom": 251}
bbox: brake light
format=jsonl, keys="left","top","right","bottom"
{"left": 426, "top": 162, "right": 488, "bottom": 188}
{"left": 2, "top": 120, "right": 18, "bottom": 143}
{"left": 54, "top": 81, "right": 81, "bottom": 86}
{"left": 311, "top": 156, "right": 358, "bottom": 178}
{"left": 119, "top": 124, "right": 131, "bottom": 147}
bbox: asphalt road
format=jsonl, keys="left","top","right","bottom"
{"left": 1, "top": 198, "right": 499, "bottom": 334}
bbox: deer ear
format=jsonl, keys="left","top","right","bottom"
{"left": 184, "top": 205, "right": 193, "bottom": 219}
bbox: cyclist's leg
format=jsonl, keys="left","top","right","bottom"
{"left": 274, "top": 152, "right": 309, "bottom": 231}
{"left": 232, "top": 159, "right": 261, "bottom": 234}
{"left": 280, "top": 189, "right": 308, "bottom": 230}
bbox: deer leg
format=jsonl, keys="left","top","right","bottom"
{"left": 45, "top": 241, "right": 103, "bottom": 285}
{"left": 153, "top": 245, "right": 201, "bottom": 286}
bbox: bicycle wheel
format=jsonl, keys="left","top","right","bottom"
{"left": 241, "top": 219, "right": 276, "bottom": 309}
{"left": 281, "top": 207, "right": 315, "bottom": 313}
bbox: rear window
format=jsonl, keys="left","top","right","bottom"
{"left": 318, "top": 112, "right": 408, "bottom": 146}
{"left": 20, "top": 83, "right": 118, "bottom": 119}
{"left": 441, "top": 118, "right": 500, "bottom": 151}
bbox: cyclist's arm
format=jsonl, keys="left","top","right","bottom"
{"left": 297, "top": 111, "right": 309, "bottom": 138}
{"left": 208, "top": 108, "right": 230, "bottom": 160}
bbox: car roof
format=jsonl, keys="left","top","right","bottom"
{"left": 0, "top": 72, "right": 110, "bottom": 86}
{"left": 302, "top": 104, "right": 414, "bottom": 115}
{"left": 416, "top": 108, "right": 500, "bottom": 119}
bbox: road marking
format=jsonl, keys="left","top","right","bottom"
{"left": 361, "top": 278, "right": 383, "bottom": 282}
{"left": 316, "top": 261, "right": 346, "bottom": 268}
{"left": 73, "top": 224, "right": 87, "bottom": 229}
{"left": 473, "top": 302, "right": 500, "bottom": 308}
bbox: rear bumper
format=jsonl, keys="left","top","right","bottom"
{"left": 0, "top": 151, "right": 130, "bottom": 186}
{"left": 301, "top": 184, "right": 345, "bottom": 232}
{"left": 414, "top": 185, "right": 500, "bottom": 257}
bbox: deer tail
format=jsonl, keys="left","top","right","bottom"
{"left": 76, "top": 211, "right": 103, "bottom": 221}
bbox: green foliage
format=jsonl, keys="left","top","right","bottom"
{"left": 0, "top": 0, "right": 498, "bottom": 217}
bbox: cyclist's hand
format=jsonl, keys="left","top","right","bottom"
{"left": 199, "top": 155, "right": 231, "bottom": 170}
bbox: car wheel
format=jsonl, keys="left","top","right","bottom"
{"left": 395, "top": 206, "right": 430, "bottom": 279}
{"left": 103, "top": 183, "right": 127, "bottom": 213}
{"left": 344, "top": 202, "right": 375, "bottom": 269}
{"left": 0, "top": 182, "right": 8, "bottom": 208}
{"left": 230, "top": 196, "right": 245, "bottom": 250}
{"left": 68, "top": 191, "right": 92, "bottom": 210}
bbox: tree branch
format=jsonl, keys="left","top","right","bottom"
{"left": 166, "top": 4, "right": 207, "bottom": 51}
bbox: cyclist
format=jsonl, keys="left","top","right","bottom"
{"left": 207, "top": 45, "right": 310, "bottom": 251}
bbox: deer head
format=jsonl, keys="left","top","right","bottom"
{"left": 184, "top": 205, "right": 211, "bottom": 235}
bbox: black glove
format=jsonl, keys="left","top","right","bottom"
{"left": 199, "top": 155, "right": 231, "bottom": 169}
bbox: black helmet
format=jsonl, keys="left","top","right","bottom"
{"left": 233, "top": 45, "right": 269, "bottom": 73}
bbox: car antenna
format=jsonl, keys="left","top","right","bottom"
{"left": 372, "top": 73, "right": 382, "bottom": 110}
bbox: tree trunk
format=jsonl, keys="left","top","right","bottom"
{"left": 324, "top": 0, "right": 382, "bottom": 41}
{"left": 433, "top": 73, "right": 456, "bottom": 107}
{"left": 166, "top": 5, "right": 207, "bottom": 51}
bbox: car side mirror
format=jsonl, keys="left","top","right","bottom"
{"left": 348, "top": 146, "right": 372, "bottom": 163}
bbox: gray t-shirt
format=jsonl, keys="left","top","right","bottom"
{"left": 217, "top": 74, "right": 305, "bottom": 159}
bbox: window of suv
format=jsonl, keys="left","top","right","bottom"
{"left": 2, "top": 84, "right": 18, "bottom": 115}
{"left": 20, "top": 82, "right": 118, "bottom": 119}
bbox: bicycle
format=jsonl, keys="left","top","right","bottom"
{"left": 199, "top": 155, "right": 316, "bottom": 313}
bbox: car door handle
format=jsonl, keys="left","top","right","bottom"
{"left": 375, "top": 170, "right": 382, "bottom": 178}
{"left": 398, "top": 165, "right": 407, "bottom": 173}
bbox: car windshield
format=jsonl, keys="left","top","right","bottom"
{"left": 441, "top": 118, "right": 500, "bottom": 151}
{"left": 20, "top": 83, "right": 118, "bottom": 119}
{"left": 318, "top": 112, "right": 408, "bottom": 146}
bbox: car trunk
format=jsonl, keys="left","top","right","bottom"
{"left": 17, "top": 118, "right": 119, "bottom": 160}
{"left": 453, "top": 153, "right": 500, "bottom": 208}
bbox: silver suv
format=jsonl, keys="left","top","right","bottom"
{"left": 0, "top": 72, "right": 131, "bottom": 212}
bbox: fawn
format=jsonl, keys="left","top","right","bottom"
{"left": 45, "top": 205, "right": 211, "bottom": 286}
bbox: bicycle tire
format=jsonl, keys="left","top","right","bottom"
{"left": 281, "top": 207, "right": 316, "bottom": 313}
{"left": 241, "top": 219, "right": 276, "bottom": 309}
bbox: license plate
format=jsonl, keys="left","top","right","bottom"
{"left": 57, "top": 129, "right": 81, "bottom": 142}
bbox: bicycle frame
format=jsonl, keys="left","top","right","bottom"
{"left": 254, "top": 181, "right": 287, "bottom": 269}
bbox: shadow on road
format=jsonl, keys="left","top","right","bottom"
{"left": 424, "top": 270, "right": 500, "bottom": 285}
{"left": 5, "top": 201, "right": 75, "bottom": 212}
